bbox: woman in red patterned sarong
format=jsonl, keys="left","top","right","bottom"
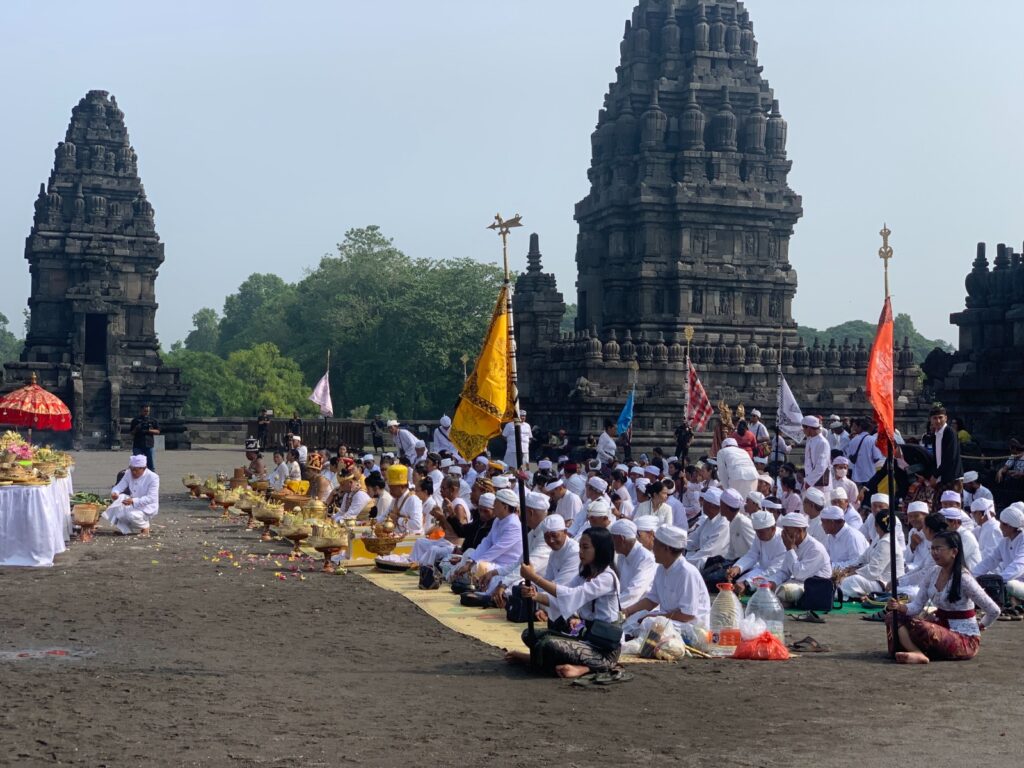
{"left": 885, "top": 531, "right": 1001, "bottom": 663}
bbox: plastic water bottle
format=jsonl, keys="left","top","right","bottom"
{"left": 709, "top": 583, "right": 743, "bottom": 657}
{"left": 746, "top": 582, "right": 786, "bottom": 644}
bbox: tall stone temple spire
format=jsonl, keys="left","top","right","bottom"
{"left": 514, "top": 1, "right": 924, "bottom": 446}
{"left": 574, "top": 0, "right": 802, "bottom": 342}
{"left": 5, "top": 90, "right": 188, "bottom": 449}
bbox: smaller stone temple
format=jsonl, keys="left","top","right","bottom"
{"left": 924, "top": 241, "right": 1024, "bottom": 447}
{"left": 3, "top": 90, "right": 188, "bottom": 449}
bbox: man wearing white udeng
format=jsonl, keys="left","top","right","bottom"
{"left": 103, "top": 455, "right": 160, "bottom": 536}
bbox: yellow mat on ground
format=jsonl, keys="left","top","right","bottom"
{"left": 356, "top": 569, "right": 658, "bottom": 664}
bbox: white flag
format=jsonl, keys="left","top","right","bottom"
{"left": 777, "top": 373, "right": 805, "bottom": 444}
{"left": 308, "top": 371, "right": 333, "bottom": 417}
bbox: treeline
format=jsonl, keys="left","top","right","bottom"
{"left": 167, "top": 226, "right": 505, "bottom": 419}
{"left": 797, "top": 314, "right": 953, "bottom": 364}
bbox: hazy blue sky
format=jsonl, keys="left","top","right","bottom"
{"left": 1, "top": 1, "right": 1021, "bottom": 347}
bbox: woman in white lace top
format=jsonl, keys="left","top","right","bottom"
{"left": 886, "top": 531, "right": 1001, "bottom": 664}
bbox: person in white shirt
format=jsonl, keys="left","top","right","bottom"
{"left": 432, "top": 415, "right": 457, "bottom": 455}
{"left": 820, "top": 505, "right": 869, "bottom": 570}
{"left": 609, "top": 470, "right": 634, "bottom": 520}
{"left": 596, "top": 421, "right": 618, "bottom": 467}
{"left": 940, "top": 507, "right": 981, "bottom": 571}
{"left": 610, "top": 518, "right": 657, "bottom": 607}
{"left": 827, "top": 421, "right": 850, "bottom": 452}
{"left": 764, "top": 513, "right": 833, "bottom": 606}
{"left": 863, "top": 493, "right": 904, "bottom": 545}
{"left": 844, "top": 418, "right": 882, "bottom": 485}
{"left": 831, "top": 456, "right": 859, "bottom": 507}
{"left": 828, "top": 486, "right": 863, "bottom": 533}
{"left": 970, "top": 498, "right": 1002, "bottom": 560}
{"left": 480, "top": 491, "right": 553, "bottom": 605}
{"left": 386, "top": 420, "right": 418, "bottom": 462}
{"left": 563, "top": 463, "right": 587, "bottom": 500}
{"left": 961, "top": 471, "right": 994, "bottom": 509}
{"left": 103, "top": 455, "right": 159, "bottom": 536}
{"left": 268, "top": 451, "right": 289, "bottom": 492}
{"left": 623, "top": 525, "right": 712, "bottom": 637}
{"left": 686, "top": 488, "right": 731, "bottom": 570}
{"left": 727, "top": 511, "right": 787, "bottom": 592}
{"left": 633, "top": 515, "right": 659, "bottom": 551}
{"left": 501, "top": 415, "right": 532, "bottom": 469}
{"left": 972, "top": 504, "right": 1024, "bottom": 600}
{"left": 716, "top": 438, "right": 758, "bottom": 498}
{"left": 903, "top": 500, "right": 932, "bottom": 572}
{"left": 383, "top": 464, "right": 423, "bottom": 535}
{"left": 290, "top": 436, "right": 308, "bottom": 466}
{"left": 331, "top": 470, "right": 372, "bottom": 521}
{"left": 748, "top": 409, "right": 771, "bottom": 452}
{"left": 801, "top": 416, "right": 831, "bottom": 491}
{"left": 837, "top": 509, "right": 905, "bottom": 598}
{"left": 632, "top": 480, "right": 673, "bottom": 527}
{"left": 570, "top": 477, "right": 612, "bottom": 538}
{"left": 801, "top": 487, "right": 828, "bottom": 545}
{"left": 720, "top": 488, "right": 754, "bottom": 562}
{"left": 539, "top": 515, "right": 581, "bottom": 586}
{"left": 545, "top": 478, "right": 582, "bottom": 527}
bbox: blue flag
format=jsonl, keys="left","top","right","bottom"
{"left": 617, "top": 387, "right": 635, "bottom": 437}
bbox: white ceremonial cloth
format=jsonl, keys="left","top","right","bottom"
{"left": 0, "top": 485, "right": 68, "bottom": 567}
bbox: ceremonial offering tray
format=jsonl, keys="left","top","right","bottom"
{"left": 308, "top": 522, "right": 350, "bottom": 573}
{"left": 373, "top": 556, "right": 413, "bottom": 572}
{"left": 72, "top": 503, "right": 101, "bottom": 543}
{"left": 252, "top": 502, "right": 285, "bottom": 542}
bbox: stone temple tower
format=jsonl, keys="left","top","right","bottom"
{"left": 4, "top": 90, "right": 188, "bottom": 449}
{"left": 515, "top": 1, "right": 922, "bottom": 444}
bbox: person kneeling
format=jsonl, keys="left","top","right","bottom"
{"left": 504, "top": 528, "right": 622, "bottom": 679}
{"left": 103, "top": 455, "right": 160, "bottom": 536}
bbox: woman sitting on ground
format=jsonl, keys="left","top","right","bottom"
{"left": 886, "top": 530, "right": 1001, "bottom": 664}
{"left": 504, "top": 527, "right": 621, "bottom": 679}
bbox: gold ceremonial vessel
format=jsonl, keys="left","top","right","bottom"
{"left": 308, "top": 521, "right": 350, "bottom": 573}
{"left": 278, "top": 508, "right": 312, "bottom": 554}
{"left": 252, "top": 501, "right": 285, "bottom": 542}
{"left": 360, "top": 521, "right": 406, "bottom": 557}
{"left": 213, "top": 488, "right": 240, "bottom": 519}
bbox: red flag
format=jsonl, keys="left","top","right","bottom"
{"left": 866, "top": 297, "right": 895, "bottom": 454}
{"left": 687, "top": 360, "right": 714, "bottom": 432}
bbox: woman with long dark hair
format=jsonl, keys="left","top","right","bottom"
{"left": 886, "top": 530, "right": 1001, "bottom": 663}
{"left": 504, "top": 527, "right": 621, "bottom": 678}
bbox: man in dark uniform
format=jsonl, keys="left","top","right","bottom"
{"left": 129, "top": 404, "right": 160, "bottom": 471}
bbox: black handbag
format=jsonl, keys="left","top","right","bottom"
{"left": 583, "top": 573, "right": 622, "bottom": 653}
{"left": 505, "top": 584, "right": 532, "bottom": 623}
{"left": 418, "top": 565, "right": 441, "bottom": 590}
{"left": 450, "top": 574, "right": 473, "bottom": 594}
{"left": 976, "top": 574, "right": 1007, "bottom": 608}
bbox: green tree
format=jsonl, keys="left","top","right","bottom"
{"left": 224, "top": 343, "right": 318, "bottom": 417}
{"left": 560, "top": 303, "right": 577, "bottom": 334}
{"left": 163, "top": 348, "right": 240, "bottom": 416}
{"left": 183, "top": 308, "right": 221, "bottom": 354}
{"left": 216, "top": 273, "right": 295, "bottom": 356}
{"left": 0, "top": 312, "right": 23, "bottom": 365}
{"left": 285, "top": 226, "right": 504, "bottom": 417}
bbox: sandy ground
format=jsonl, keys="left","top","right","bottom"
{"left": 0, "top": 448, "right": 1021, "bottom": 767}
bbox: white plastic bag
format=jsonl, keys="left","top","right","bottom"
{"left": 738, "top": 614, "right": 767, "bottom": 641}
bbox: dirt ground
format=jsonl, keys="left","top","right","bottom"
{"left": 0, "top": 448, "right": 1021, "bottom": 767}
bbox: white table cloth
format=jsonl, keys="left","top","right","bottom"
{"left": 50, "top": 475, "right": 74, "bottom": 543}
{"left": 0, "top": 485, "right": 68, "bottom": 567}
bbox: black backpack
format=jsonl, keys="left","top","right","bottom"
{"left": 505, "top": 584, "right": 532, "bottom": 623}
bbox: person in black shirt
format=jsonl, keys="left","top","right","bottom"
{"left": 674, "top": 420, "right": 693, "bottom": 464}
{"left": 129, "top": 405, "right": 160, "bottom": 471}
{"left": 256, "top": 409, "right": 271, "bottom": 450}
{"left": 287, "top": 412, "right": 302, "bottom": 437}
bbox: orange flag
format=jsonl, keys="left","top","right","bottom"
{"left": 866, "top": 297, "right": 895, "bottom": 455}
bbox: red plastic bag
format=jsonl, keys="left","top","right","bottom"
{"left": 731, "top": 630, "right": 790, "bottom": 661}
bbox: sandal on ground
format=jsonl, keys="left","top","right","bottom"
{"left": 790, "top": 611, "right": 826, "bottom": 624}
{"left": 862, "top": 610, "right": 887, "bottom": 622}
{"left": 788, "top": 635, "right": 831, "bottom": 653}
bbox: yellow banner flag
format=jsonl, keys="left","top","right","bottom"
{"left": 450, "top": 286, "right": 515, "bottom": 461}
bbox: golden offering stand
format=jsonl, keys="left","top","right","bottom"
{"left": 252, "top": 501, "right": 285, "bottom": 542}
{"left": 278, "top": 508, "right": 312, "bottom": 554}
{"left": 360, "top": 521, "right": 406, "bottom": 558}
{"left": 308, "top": 521, "right": 351, "bottom": 573}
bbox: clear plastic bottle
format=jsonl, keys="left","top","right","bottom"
{"left": 746, "top": 582, "right": 786, "bottom": 644}
{"left": 709, "top": 582, "right": 743, "bottom": 657}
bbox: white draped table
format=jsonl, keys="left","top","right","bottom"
{"left": 0, "top": 483, "right": 70, "bottom": 567}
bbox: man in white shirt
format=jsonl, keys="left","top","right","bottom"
{"left": 801, "top": 416, "right": 831, "bottom": 491}
{"left": 610, "top": 518, "right": 657, "bottom": 607}
{"left": 903, "top": 500, "right": 932, "bottom": 572}
{"left": 748, "top": 409, "right": 771, "bottom": 451}
{"left": 387, "top": 420, "right": 418, "bottom": 462}
{"left": 596, "top": 421, "right": 618, "bottom": 467}
{"left": 829, "top": 487, "right": 863, "bottom": 532}
{"left": 837, "top": 509, "right": 904, "bottom": 598}
{"left": 291, "top": 435, "right": 308, "bottom": 466}
{"left": 455, "top": 488, "right": 524, "bottom": 578}
{"left": 432, "top": 415, "right": 457, "bottom": 455}
{"left": 634, "top": 515, "right": 659, "bottom": 551}
{"left": 570, "top": 477, "right": 612, "bottom": 538}
{"left": 831, "top": 456, "right": 859, "bottom": 508}
{"left": 727, "top": 511, "right": 787, "bottom": 592}
{"left": 802, "top": 487, "right": 828, "bottom": 545}
{"left": 623, "top": 525, "right": 712, "bottom": 637}
{"left": 973, "top": 504, "right": 1024, "bottom": 600}
{"left": 686, "top": 488, "right": 730, "bottom": 570}
{"left": 970, "top": 498, "right": 1002, "bottom": 560}
{"left": 716, "top": 438, "right": 758, "bottom": 498}
{"left": 827, "top": 421, "right": 850, "bottom": 452}
{"left": 563, "top": 462, "right": 587, "bottom": 500}
{"left": 540, "top": 515, "right": 581, "bottom": 586}
{"left": 482, "top": 491, "right": 552, "bottom": 606}
{"left": 961, "top": 471, "right": 994, "bottom": 509}
{"left": 384, "top": 464, "right": 423, "bottom": 534}
{"left": 820, "top": 505, "right": 869, "bottom": 570}
{"left": 941, "top": 507, "right": 982, "bottom": 571}
{"left": 764, "top": 512, "right": 833, "bottom": 606}
{"left": 720, "top": 488, "right": 754, "bottom": 562}
{"left": 545, "top": 478, "right": 582, "bottom": 526}
{"left": 103, "top": 455, "right": 159, "bottom": 536}
{"left": 501, "top": 415, "right": 532, "bottom": 469}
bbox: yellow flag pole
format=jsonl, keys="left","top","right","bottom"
{"left": 487, "top": 212, "right": 532, "bottom": 638}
